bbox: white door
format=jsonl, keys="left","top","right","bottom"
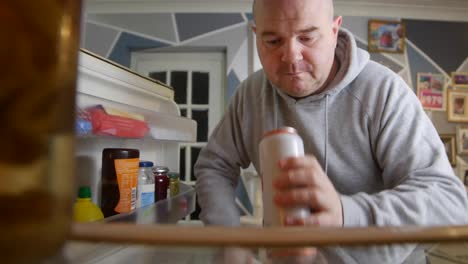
{"left": 131, "top": 52, "right": 225, "bottom": 220}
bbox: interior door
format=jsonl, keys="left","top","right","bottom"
{"left": 131, "top": 52, "right": 225, "bottom": 221}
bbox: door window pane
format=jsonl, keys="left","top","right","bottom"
{"left": 190, "top": 147, "right": 201, "bottom": 182}
{"left": 192, "top": 71, "right": 209, "bottom": 104}
{"left": 192, "top": 110, "right": 208, "bottom": 142}
{"left": 149, "top": 71, "right": 167, "bottom": 84}
{"left": 179, "top": 147, "right": 186, "bottom": 181}
{"left": 171, "top": 71, "right": 187, "bottom": 104}
{"left": 180, "top": 109, "right": 187, "bottom": 117}
{"left": 191, "top": 198, "right": 201, "bottom": 220}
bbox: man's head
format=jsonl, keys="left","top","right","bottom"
{"left": 252, "top": 0, "right": 342, "bottom": 98}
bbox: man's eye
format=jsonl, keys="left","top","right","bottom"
{"left": 264, "top": 39, "right": 281, "bottom": 46}
{"left": 299, "top": 33, "right": 319, "bottom": 45}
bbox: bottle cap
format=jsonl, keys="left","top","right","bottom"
{"left": 168, "top": 172, "right": 180, "bottom": 180}
{"left": 139, "top": 161, "right": 154, "bottom": 167}
{"left": 78, "top": 186, "right": 92, "bottom": 198}
{"left": 153, "top": 166, "right": 169, "bottom": 174}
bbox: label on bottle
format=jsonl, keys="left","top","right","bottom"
{"left": 113, "top": 158, "right": 139, "bottom": 213}
{"left": 137, "top": 184, "right": 155, "bottom": 208}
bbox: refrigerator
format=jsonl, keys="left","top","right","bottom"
{"left": 74, "top": 49, "right": 197, "bottom": 222}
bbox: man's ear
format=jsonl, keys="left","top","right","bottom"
{"left": 332, "top": 16, "right": 342, "bottom": 36}
{"left": 251, "top": 25, "right": 257, "bottom": 34}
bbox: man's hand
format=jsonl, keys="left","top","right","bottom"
{"left": 273, "top": 155, "right": 343, "bottom": 227}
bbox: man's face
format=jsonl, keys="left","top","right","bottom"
{"left": 253, "top": 0, "right": 342, "bottom": 98}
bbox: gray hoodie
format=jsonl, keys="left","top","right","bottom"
{"left": 195, "top": 29, "right": 468, "bottom": 261}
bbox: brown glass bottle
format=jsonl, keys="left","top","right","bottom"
{"left": 0, "top": 1, "right": 82, "bottom": 263}
{"left": 101, "top": 148, "right": 139, "bottom": 217}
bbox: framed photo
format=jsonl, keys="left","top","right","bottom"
{"left": 447, "top": 89, "right": 468, "bottom": 122}
{"left": 451, "top": 72, "right": 468, "bottom": 88}
{"left": 457, "top": 158, "right": 468, "bottom": 185}
{"left": 440, "top": 134, "right": 456, "bottom": 166}
{"left": 368, "top": 19, "right": 405, "bottom": 53}
{"left": 456, "top": 126, "right": 468, "bottom": 155}
{"left": 416, "top": 73, "right": 447, "bottom": 111}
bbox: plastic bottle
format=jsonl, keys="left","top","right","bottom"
{"left": 137, "top": 161, "right": 155, "bottom": 208}
{"left": 73, "top": 186, "right": 104, "bottom": 222}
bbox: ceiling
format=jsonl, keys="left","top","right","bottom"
{"left": 85, "top": 0, "right": 468, "bottom": 22}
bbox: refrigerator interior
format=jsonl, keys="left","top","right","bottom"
{"left": 74, "top": 49, "right": 196, "bottom": 206}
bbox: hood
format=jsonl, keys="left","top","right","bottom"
{"left": 274, "top": 28, "right": 370, "bottom": 104}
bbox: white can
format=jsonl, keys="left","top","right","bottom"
{"left": 259, "top": 127, "right": 310, "bottom": 226}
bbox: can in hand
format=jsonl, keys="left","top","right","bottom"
{"left": 259, "top": 127, "right": 311, "bottom": 226}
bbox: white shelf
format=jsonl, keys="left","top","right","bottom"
{"left": 77, "top": 49, "right": 197, "bottom": 143}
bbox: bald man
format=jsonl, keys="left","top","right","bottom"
{"left": 195, "top": 0, "right": 468, "bottom": 261}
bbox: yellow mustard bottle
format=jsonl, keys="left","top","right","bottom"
{"left": 73, "top": 186, "right": 104, "bottom": 222}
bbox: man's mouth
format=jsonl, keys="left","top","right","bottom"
{"left": 285, "top": 72, "right": 303, "bottom": 76}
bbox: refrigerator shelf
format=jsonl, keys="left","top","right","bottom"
{"left": 103, "top": 182, "right": 196, "bottom": 224}
{"left": 62, "top": 183, "right": 196, "bottom": 264}
{"left": 76, "top": 93, "right": 197, "bottom": 142}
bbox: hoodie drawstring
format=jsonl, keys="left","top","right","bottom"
{"left": 273, "top": 87, "right": 278, "bottom": 129}
{"left": 324, "top": 94, "right": 329, "bottom": 174}
{"left": 272, "top": 87, "right": 329, "bottom": 174}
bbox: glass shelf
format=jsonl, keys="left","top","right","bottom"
{"left": 102, "top": 183, "right": 195, "bottom": 224}
{"left": 60, "top": 225, "right": 468, "bottom": 264}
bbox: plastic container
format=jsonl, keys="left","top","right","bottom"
{"left": 137, "top": 161, "right": 155, "bottom": 208}
{"left": 73, "top": 186, "right": 104, "bottom": 222}
{"left": 153, "top": 166, "right": 169, "bottom": 202}
{"left": 101, "top": 148, "right": 140, "bottom": 217}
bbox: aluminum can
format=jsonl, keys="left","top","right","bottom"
{"left": 259, "top": 127, "right": 311, "bottom": 227}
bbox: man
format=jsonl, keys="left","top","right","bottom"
{"left": 195, "top": 0, "right": 468, "bottom": 261}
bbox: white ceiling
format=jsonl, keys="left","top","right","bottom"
{"left": 85, "top": 0, "right": 468, "bottom": 22}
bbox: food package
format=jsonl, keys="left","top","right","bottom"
{"left": 87, "top": 105, "right": 149, "bottom": 138}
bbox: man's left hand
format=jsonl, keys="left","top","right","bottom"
{"left": 273, "top": 155, "right": 343, "bottom": 227}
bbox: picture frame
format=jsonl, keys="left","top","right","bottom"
{"left": 457, "top": 158, "right": 468, "bottom": 185}
{"left": 368, "top": 19, "right": 405, "bottom": 53}
{"left": 451, "top": 72, "right": 468, "bottom": 88}
{"left": 456, "top": 126, "right": 468, "bottom": 155}
{"left": 447, "top": 89, "right": 468, "bottom": 122}
{"left": 465, "top": 172, "right": 468, "bottom": 187}
{"left": 416, "top": 73, "right": 447, "bottom": 111}
{"left": 440, "top": 134, "right": 456, "bottom": 166}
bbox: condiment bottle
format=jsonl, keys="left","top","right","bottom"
{"left": 153, "top": 166, "right": 169, "bottom": 202}
{"left": 101, "top": 148, "right": 139, "bottom": 217}
{"left": 168, "top": 172, "right": 180, "bottom": 197}
{"left": 73, "top": 186, "right": 104, "bottom": 222}
{"left": 137, "top": 161, "right": 155, "bottom": 208}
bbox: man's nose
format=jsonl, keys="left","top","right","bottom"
{"left": 281, "top": 40, "right": 303, "bottom": 64}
